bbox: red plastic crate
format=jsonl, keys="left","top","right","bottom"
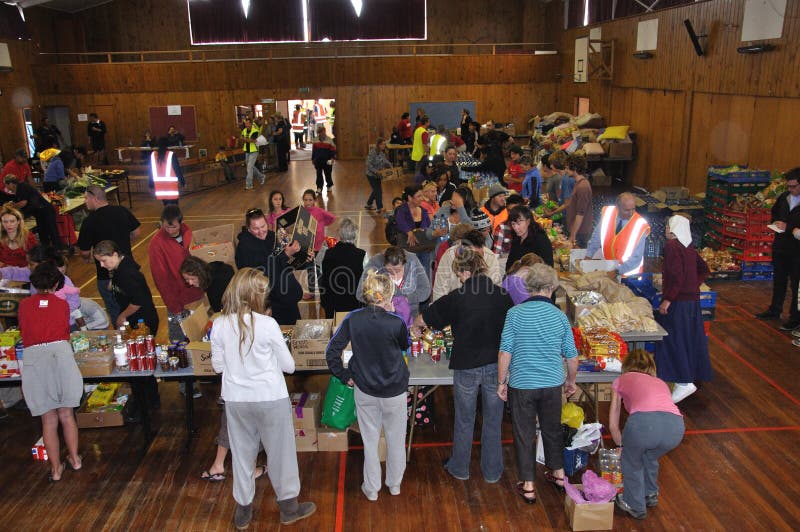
{"left": 722, "top": 207, "right": 771, "bottom": 225}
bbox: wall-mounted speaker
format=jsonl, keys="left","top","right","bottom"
{"left": 684, "top": 19, "right": 706, "bottom": 57}
{"left": 0, "top": 43, "right": 13, "bottom": 72}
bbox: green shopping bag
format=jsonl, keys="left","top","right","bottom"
{"left": 320, "top": 376, "right": 357, "bottom": 430}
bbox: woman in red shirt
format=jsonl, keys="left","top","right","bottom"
{"left": 19, "top": 262, "right": 83, "bottom": 482}
{"left": 0, "top": 205, "right": 37, "bottom": 267}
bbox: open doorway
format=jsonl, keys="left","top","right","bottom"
{"left": 284, "top": 98, "right": 334, "bottom": 160}
{"left": 42, "top": 106, "right": 72, "bottom": 148}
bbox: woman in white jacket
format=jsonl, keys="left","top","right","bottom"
{"left": 211, "top": 268, "right": 315, "bottom": 530}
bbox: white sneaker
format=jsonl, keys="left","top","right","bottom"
{"left": 671, "top": 383, "right": 697, "bottom": 403}
{"left": 361, "top": 484, "right": 378, "bottom": 501}
{"left": 388, "top": 485, "right": 401, "bottom": 496}
{"left": 792, "top": 338, "right": 800, "bottom": 347}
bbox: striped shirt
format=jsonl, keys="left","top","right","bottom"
{"left": 500, "top": 297, "right": 578, "bottom": 389}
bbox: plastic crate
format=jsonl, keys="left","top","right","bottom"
{"left": 734, "top": 239, "right": 773, "bottom": 261}
{"left": 707, "top": 166, "right": 771, "bottom": 183}
{"left": 707, "top": 270, "right": 742, "bottom": 281}
{"left": 699, "top": 291, "right": 717, "bottom": 309}
{"left": 741, "top": 271, "right": 774, "bottom": 281}
{"left": 722, "top": 207, "right": 771, "bottom": 225}
{"left": 741, "top": 261, "right": 774, "bottom": 273}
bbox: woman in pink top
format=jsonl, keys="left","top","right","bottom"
{"left": 266, "top": 190, "right": 292, "bottom": 231}
{"left": 609, "top": 349, "right": 685, "bottom": 520}
{"left": 301, "top": 189, "right": 336, "bottom": 298}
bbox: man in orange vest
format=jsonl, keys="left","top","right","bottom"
{"left": 149, "top": 137, "right": 184, "bottom": 205}
{"left": 586, "top": 192, "right": 650, "bottom": 276}
{"left": 480, "top": 183, "right": 510, "bottom": 232}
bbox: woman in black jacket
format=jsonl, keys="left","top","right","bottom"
{"left": 179, "top": 255, "right": 235, "bottom": 313}
{"left": 326, "top": 270, "right": 410, "bottom": 501}
{"left": 234, "top": 208, "right": 303, "bottom": 325}
{"left": 320, "top": 218, "right": 366, "bottom": 318}
{"left": 505, "top": 205, "right": 554, "bottom": 272}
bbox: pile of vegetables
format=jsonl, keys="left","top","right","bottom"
{"left": 64, "top": 172, "right": 108, "bottom": 198}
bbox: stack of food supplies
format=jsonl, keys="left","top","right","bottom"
{"left": 562, "top": 271, "right": 659, "bottom": 332}
{"left": 574, "top": 328, "right": 627, "bottom": 372}
{"left": 84, "top": 382, "right": 128, "bottom": 413}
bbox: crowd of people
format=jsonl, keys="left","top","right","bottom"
{"left": 3, "top": 111, "right": 733, "bottom": 529}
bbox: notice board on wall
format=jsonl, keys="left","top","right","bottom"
{"left": 409, "top": 101, "right": 475, "bottom": 130}
{"left": 149, "top": 106, "right": 197, "bottom": 141}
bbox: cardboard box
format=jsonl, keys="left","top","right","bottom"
{"left": 190, "top": 241, "right": 236, "bottom": 268}
{"left": 76, "top": 384, "right": 130, "bottom": 429}
{"left": 73, "top": 349, "right": 114, "bottom": 377}
{"left": 294, "top": 427, "right": 318, "bottom": 452}
{"left": 350, "top": 422, "right": 387, "bottom": 462}
{"left": 291, "top": 391, "right": 322, "bottom": 430}
{"left": 291, "top": 319, "right": 333, "bottom": 370}
{"left": 332, "top": 312, "right": 353, "bottom": 367}
{"left": 192, "top": 224, "right": 234, "bottom": 246}
{"left": 566, "top": 292, "right": 605, "bottom": 323}
{"left": 577, "top": 259, "right": 617, "bottom": 274}
{"left": 187, "top": 341, "right": 214, "bottom": 376}
{"left": 318, "top": 426, "right": 349, "bottom": 452}
{"left": 0, "top": 281, "right": 29, "bottom": 317}
{"left": 0, "top": 341, "right": 20, "bottom": 377}
{"left": 180, "top": 299, "right": 212, "bottom": 342}
{"left": 564, "top": 487, "right": 614, "bottom": 531}
{"left": 607, "top": 138, "right": 632, "bottom": 159}
{"left": 659, "top": 186, "right": 690, "bottom": 201}
{"left": 569, "top": 382, "right": 612, "bottom": 403}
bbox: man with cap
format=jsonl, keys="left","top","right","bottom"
{"left": 470, "top": 208, "right": 493, "bottom": 249}
{"left": 431, "top": 229, "right": 502, "bottom": 302}
{"left": 586, "top": 192, "right": 651, "bottom": 276}
{"left": 481, "top": 183, "right": 509, "bottom": 232}
{"left": 504, "top": 145, "right": 525, "bottom": 193}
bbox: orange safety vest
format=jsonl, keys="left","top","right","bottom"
{"left": 481, "top": 204, "right": 509, "bottom": 231}
{"left": 599, "top": 206, "right": 650, "bottom": 276}
{"left": 151, "top": 151, "right": 179, "bottom": 200}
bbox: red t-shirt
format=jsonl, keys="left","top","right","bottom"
{"left": 0, "top": 233, "right": 38, "bottom": 267}
{"left": 19, "top": 293, "right": 70, "bottom": 347}
{"left": 1, "top": 160, "right": 33, "bottom": 185}
{"left": 398, "top": 119, "right": 412, "bottom": 140}
{"left": 506, "top": 161, "right": 524, "bottom": 193}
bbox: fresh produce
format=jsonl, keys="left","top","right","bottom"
{"left": 698, "top": 248, "right": 740, "bottom": 272}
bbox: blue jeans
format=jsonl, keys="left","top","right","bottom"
{"left": 446, "top": 363, "right": 504, "bottom": 482}
{"left": 621, "top": 411, "right": 685, "bottom": 514}
{"left": 97, "top": 278, "right": 120, "bottom": 327}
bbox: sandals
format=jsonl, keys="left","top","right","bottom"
{"left": 49, "top": 462, "right": 66, "bottom": 483}
{"left": 254, "top": 465, "right": 267, "bottom": 480}
{"left": 200, "top": 470, "right": 227, "bottom": 482}
{"left": 67, "top": 455, "right": 83, "bottom": 471}
{"left": 515, "top": 481, "right": 537, "bottom": 504}
{"left": 544, "top": 470, "right": 565, "bottom": 492}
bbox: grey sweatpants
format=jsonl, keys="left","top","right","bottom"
{"left": 226, "top": 398, "right": 300, "bottom": 506}
{"left": 354, "top": 386, "right": 407, "bottom": 495}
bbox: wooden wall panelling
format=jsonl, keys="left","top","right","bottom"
{"left": 0, "top": 40, "right": 41, "bottom": 160}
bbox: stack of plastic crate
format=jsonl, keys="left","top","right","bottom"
{"left": 720, "top": 208, "right": 774, "bottom": 280}
{"left": 703, "top": 166, "right": 771, "bottom": 250}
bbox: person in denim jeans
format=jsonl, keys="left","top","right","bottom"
{"left": 414, "top": 248, "right": 512, "bottom": 482}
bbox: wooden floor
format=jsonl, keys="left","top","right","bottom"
{"left": 2, "top": 159, "right": 799, "bottom": 531}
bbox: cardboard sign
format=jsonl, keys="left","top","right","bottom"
{"left": 190, "top": 242, "right": 236, "bottom": 268}
{"left": 192, "top": 224, "right": 234, "bottom": 246}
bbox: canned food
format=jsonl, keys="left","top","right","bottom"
{"left": 144, "top": 335, "right": 156, "bottom": 354}
{"left": 411, "top": 340, "right": 420, "bottom": 358}
{"left": 126, "top": 340, "right": 139, "bottom": 371}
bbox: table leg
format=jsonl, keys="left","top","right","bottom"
{"left": 185, "top": 376, "right": 197, "bottom": 450}
{"left": 131, "top": 379, "right": 153, "bottom": 448}
{"left": 125, "top": 176, "right": 132, "bottom": 208}
{"left": 406, "top": 385, "right": 420, "bottom": 462}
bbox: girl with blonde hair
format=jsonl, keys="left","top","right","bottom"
{"left": 211, "top": 268, "right": 315, "bottom": 529}
{"left": 326, "top": 269, "right": 410, "bottom": 501}
{"left": 0, "top": 204, "right": 37, "bottom": 267}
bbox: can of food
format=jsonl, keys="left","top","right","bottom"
{"left": 148, "top": 353, "right": 157, "bottom": 371}
{"left": 430, "top": 346, "right": 441, "bottom": 363}
{"left": 127, "top": 340, "right": 139, "bottom": 371}
{"left": 135, "top": 336, "right": 146, "bottom": 356}
{"left": 144, "top": 335, "right": 156, "bottom": 354}
{"left": 411, "top": 340, "right": 420, "bottom": 358}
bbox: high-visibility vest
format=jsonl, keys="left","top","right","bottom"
{"left": 481, "top": 204, "right": 509, "bottom": 231}
{"left": 599, "top": 206, "right": 650, "bottom": 276}
{"left": 411, "top": 126, "right": 428, "bottom": 162}
{"left": 291, "top": 110, "right": 305, "bottom": 132}
{"left": 151, "top": 151, "right": 179, "bottom": 201}
{"left": 430, "top": 134, "right": 447, "bottom": 156}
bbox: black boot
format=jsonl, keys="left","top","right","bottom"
{"left": 233, "top": 503, "right": 252, "bottom": 530}
{"left": 277, "top": 497, "right": 316, "bottom": 525}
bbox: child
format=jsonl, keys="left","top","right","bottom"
{"left": 609, "top": 349, "right": 685, "bottom": 520}
{"left": 325, "top": 269, "right": 410, "bottom": 501}
{"left": 211, "top": 268, "right": 315, "bottom": 528}
{"left": 301, "top": 189, "right": 335, "bottom": 299}
{"left": 215, "top": 146, "right": 235, "bottom": 182}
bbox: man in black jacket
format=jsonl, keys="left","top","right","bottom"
{"left": 756, "top": 168, "right": 800, "bottom": 330}
{"left": 234, "top": 208, "right": 304, "bottom": 324}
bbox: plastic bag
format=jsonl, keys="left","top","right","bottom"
{"left": 566, "top": 422, "right": 604, "bottom": 451}
{"left": 581, "top": 470, "right": 617, "bottom": 503}
{"left": 561, "top": 402, "right": 585, "bottom": 429}
{"left": 320, "top": 376, "right": 357, "bottom": 430}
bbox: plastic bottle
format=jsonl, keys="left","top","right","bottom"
{"left": 119, "top": 324, "right": 129, "bottom": 341}
{"left": 113, "top": 334, "right": 129, "bottom": 371}
{"left": 136, "top": 318, "right": 150, "bottom": 337}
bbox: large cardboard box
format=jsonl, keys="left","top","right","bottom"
{"left": 564, "top": 487, "right": 614, "bottom": 531}
{"left": 291, "top": 391, "right": 322, "bottom": 430}
{"left": 76, "top": 384, "right": 130, "bottom": 428}
{"left": 190, "top": 241, "right": 236, "bottom": 268}
{"left": 607, "top": 138, "right": 632, "bottom": 159}
{"left": 318, "top": 426, "right": 349, "bottom": 452}
{"left": 566, "top": 292, "right": 604, "bottom": 323}
{"left": 294, "top": 427, "right": 318, "bottom": 452}
{"left": 332, "top": 312, "right": 353, "bottom": 367}
{"left": 350, "top": 422, "right": 387, "bottom": 462}
{"left": 192, "top": 224, "right": 234, "bottom": 246}
{"left": 291, "top": 319, "right": 333, "bottom": 370}
{"left": 180, "top": 299, "right": 215, "bottom": 375}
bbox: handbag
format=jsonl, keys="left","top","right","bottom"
{"left": 396, "top": 228, "right": 438, "bottom": 253}
{"left": 320, "top": 376, "right": 357, "bottom": 430}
